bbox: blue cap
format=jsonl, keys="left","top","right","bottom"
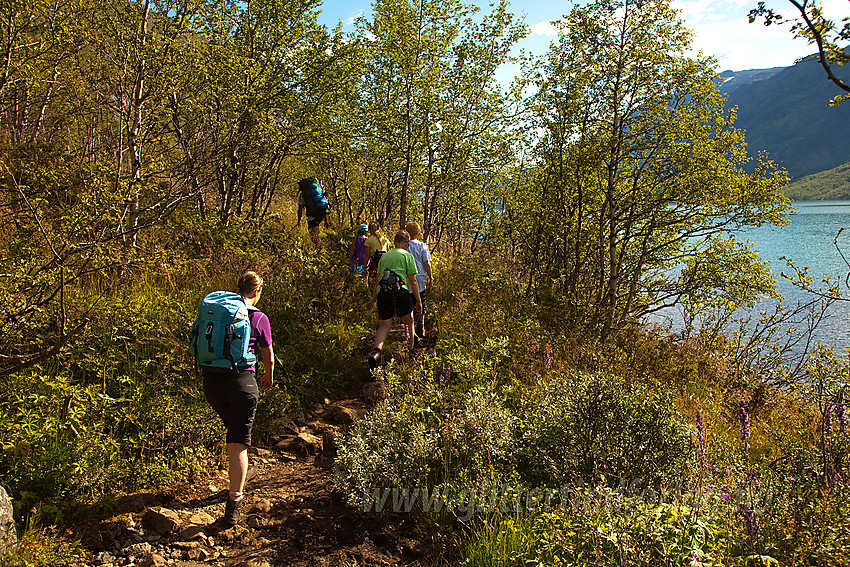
{"left": 357, "top": 224, "right": 368, "bottom": 233}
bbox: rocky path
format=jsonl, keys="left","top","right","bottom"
{"left": 87, "top": 382, "right": 433, "bottom": 567}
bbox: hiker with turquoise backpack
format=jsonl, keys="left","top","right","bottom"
{"left": 296, "top": 176, "right": 330, "bottom": 246}
{"left": 189, "top": 271, "right": 275, "bottom": 526}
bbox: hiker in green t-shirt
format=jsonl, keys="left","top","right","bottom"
{"left": 365, "top": 230, "right": 423, "bottom": 367}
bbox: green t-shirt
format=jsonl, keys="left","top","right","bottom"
{"left": 376, "top": 247, "right": 417, "bottom": 288}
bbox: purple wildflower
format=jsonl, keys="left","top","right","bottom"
{"left": 825, "top": 404, "right": 833, "bottom": 435}
{"left": 438, "top": 374, "right": 445, "bottom": 387}
{"left": 405, "top": 326, "right": 410, "bottom": 341}
{"left": 742, "top": 504, "right": 757, "bottom": 537}
{"left": 544, "top": 345, "right": 552, "bottom": 372}
{"left": 737, "top": 402, "right": 751, "bottom": 448}
{"left": 836, "top": 390, "right": 847, "bottom": 432}
{"left": 826, "top": 461, "right": 840, "bottom": 486}
{"left": 534, "top": 373, "right": 540, "bottom": 386}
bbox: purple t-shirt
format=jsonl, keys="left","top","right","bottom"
{"left": 245, "top": 309, "right": 272, "bottom": 372}
{"left": 352, "top": 235, "right": 367, "bottom": 264}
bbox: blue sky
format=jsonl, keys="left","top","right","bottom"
{"left": 316, "top": 0, "right": 848, "bottom": 81}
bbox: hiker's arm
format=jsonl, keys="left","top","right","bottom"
{"left": 424, "top": 260, "right": 432, "bottom": 292}
{"left": 409, "top": 276, "right": 422, "bottom": 313}
{"left": 259, "top": 344, "right": 274, "bottom": 388}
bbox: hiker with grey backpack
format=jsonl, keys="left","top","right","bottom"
{"left": 189, "top": 271, "right": 275, "bottom": 526}
{"left": 365, "top": 230, "right": 422, "bottom": 368}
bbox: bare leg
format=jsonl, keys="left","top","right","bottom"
{"left": 308, "top": 225, "right": 321, "bottom": 246}
{"left": 414, "top": 312, "right": 425, "bottom": 338}
{"left": 373, "top": 318, "right": 393, "bottom": 351}
{"left": 226, "top": 442, "right": 249, "bottom": 496}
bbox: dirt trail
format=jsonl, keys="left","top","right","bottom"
{"left": 84, "top": 319, "right": 442, "bottom": 567}
{"left": 217, "top": 395, "right": 431, "bottom": 567}
{"left": 88, "top": 387, "right": 434, "bottom": 567}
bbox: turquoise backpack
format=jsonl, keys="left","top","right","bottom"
{"left": 189, "top": 291, "right": 257, "bottom": 372}
{"left": 299, "top": 177, "right": 330, "bottom": 217}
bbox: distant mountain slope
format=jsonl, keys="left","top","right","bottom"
{"left": 719, "top": 67, "right": 784, "bottom": 95}
{"left": 783, "top": 160, "right": 850, "bottom": 201}
{"left": 719, "top": 53, "right": 850, "bottom": 180}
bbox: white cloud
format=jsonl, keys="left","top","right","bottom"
{"left": 673, "top": 0, "right": 728, "bottom": 24}
{"left": 690, "top": 16, "right": 808, "bottom": 70}
{"left": 344, "top": 10, "right": 365, "bottom": 27}
{"left": 529, "top": 19, "right": 559, "bottom": 37}
{"left": 677, "top": 0, "right": 848, "bottom": 71}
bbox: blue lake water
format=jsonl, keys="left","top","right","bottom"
{"left": 654, "top": 201, "right": 850, "bottom": 350}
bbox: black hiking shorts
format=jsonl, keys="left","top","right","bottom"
{"left": 368, "top": 251, "right": 385, "bottom": 279}
{"left": 307, "top": 212, "right": 326, "bottom": 228}
{"left": 377, "top": 289, "right": 413, "bottom": 320}
{"left": 202, "top": 368, "right": 259, "bottom": 446}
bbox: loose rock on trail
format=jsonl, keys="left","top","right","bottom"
{"left": 88, "top": 389, "right": 432, "bottom": 567}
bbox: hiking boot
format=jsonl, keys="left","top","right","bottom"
{"left": 367, "top": 348, "right": 382, "bottom": 369}
{"left": 221, "top": 497, "right": 243, "bottom": 527}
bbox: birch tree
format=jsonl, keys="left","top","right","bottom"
{"left": 515, "top": 0, "right": 790, "bottom": 338}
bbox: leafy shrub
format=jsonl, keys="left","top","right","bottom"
{"left": 334, "top": 365, "right": 515, "bottom": 512}
{"left": 462, "top": 497, "right": 741, "bottom": 567}
{"left": 0, "top": 517, "right": 86, "bottom": 567}
{"left": 433, "top": 254, "right": 542, "bottom": 376}
{"left": 517, "top": 372, "right": 692, "bottom": 486}
{"left": 0, "top": 370, "right": 220, "bottom": 508}
{"left": 0, "top": 279, "right": 224, "bottom": 508}
{"left": 439, "top": 387, "right": 516, "bottom": 483}
{"left": 334, "top": 393, "right": 440, "bottom": 506}
{"left": 753, "top": 448, "right": 850, "bottom": 564}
